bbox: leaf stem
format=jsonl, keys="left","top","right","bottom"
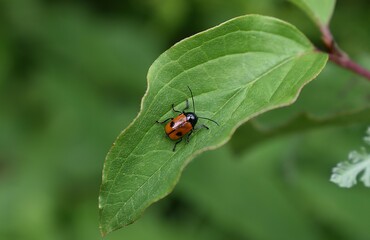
{"left": 320, "top": 25, "right": 370, "bottom": 81}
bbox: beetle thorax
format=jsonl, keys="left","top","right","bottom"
{"left": 185, "top": 112, "right": 198, "bottom": 127}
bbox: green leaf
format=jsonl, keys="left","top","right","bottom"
{"left": 331, "top": 150, "right": 370, "bottom": 188}
{"left": 99, "top": 14, "right": 327, "bottom": 236}
{"left": 231, "top": 107, "right": 370, "bottom": 153}
{"left": 331, "top": 127, "right": 370, "bottom": 188}
{"left": 298, "top": 172, "right": 370, "bottom": 239}
{"left": 290, "top": 0, "right": 336, "bottom": 26}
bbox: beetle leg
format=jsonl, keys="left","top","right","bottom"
{"left": 156, "top": 118, "right": 173, "bottom": 124}
{"left": 173, "top": 138, "right": 182, "bottom": 151}
{"left": 186, "top": 130, "right": 193, "bottom": 143}
{"left": 171, "top": 104, "right": 182, "bottom": 114}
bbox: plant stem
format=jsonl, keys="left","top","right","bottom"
{"left": 329, "top": 53, "right": 370, "bottom": 80}
{"left": 320, "top": 25, "right": 370, "bottom": 81}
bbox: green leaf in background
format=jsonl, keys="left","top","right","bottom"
{"left": 331, "top": 127, "right": 370, "bottom": 188}
{"left": 99, "top": 14, "right": 327, "bottom": 236}
{"left": 290, "top": 0, "right": 336, "bottom": 26}
{"left": 178, "top": 144, "right": 323, "bottom": 240}
{"left": 298, "top": 172, "right": 370, "bottom": 239}
{"left": 231, "top": 107, "right": 370, "bottom": 153}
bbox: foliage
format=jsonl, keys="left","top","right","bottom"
{"left": 1, "top": 0, "right": 370, "bottom": 240}
{"left": 99, "top": 15, "right": 327, "bottom": 235}
{"left": 99, "top": 0, "right": 370, "bottom": 235}
{"left": 290, "top": 0, "right": 335, "bottom": 26}
{"left": 331, "top": 127, "right": 370, "bottom": 188}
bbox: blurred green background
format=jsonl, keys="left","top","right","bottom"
{"left": 1, "top": 0, "right": 370, "bottom": 239}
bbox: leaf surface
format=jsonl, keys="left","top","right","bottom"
{"left": 99, "top": 14, "right": 327, "bottom": 236}
{"left": 290, "top": 0, "right": 336, "bottom": 26}
{"left": 331, "top": 127, "right": 370, "bottom": 188}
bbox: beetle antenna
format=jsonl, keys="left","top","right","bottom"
{"left": 198, "top": 116, "right": 219, "bottom": 126}
{"left": 187, "top": 86, "right": 195, "bottom": 113}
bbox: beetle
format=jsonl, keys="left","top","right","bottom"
{"left": 156, "top": 86, "right": 219, "bottom": 151}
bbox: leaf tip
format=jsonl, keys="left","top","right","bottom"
{"left": 98, "top": 211, "right": 116, "bottom": 238}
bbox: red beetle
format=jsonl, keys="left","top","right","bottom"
{"left": 156, "top": 86, "right": 219, "bottom": 151}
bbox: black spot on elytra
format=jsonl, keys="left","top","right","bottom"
{"left": 170, "top": 121, "right": 175, "bottom": 127}
{"left": 176, "top": 132, "right": 183, "bottom": 137}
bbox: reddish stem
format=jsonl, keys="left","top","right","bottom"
{"left": 329, "top": 53, "right": 370, "bottom": 80}
{"left": 320, "top": 25, "right": 370, "bottom": 81}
